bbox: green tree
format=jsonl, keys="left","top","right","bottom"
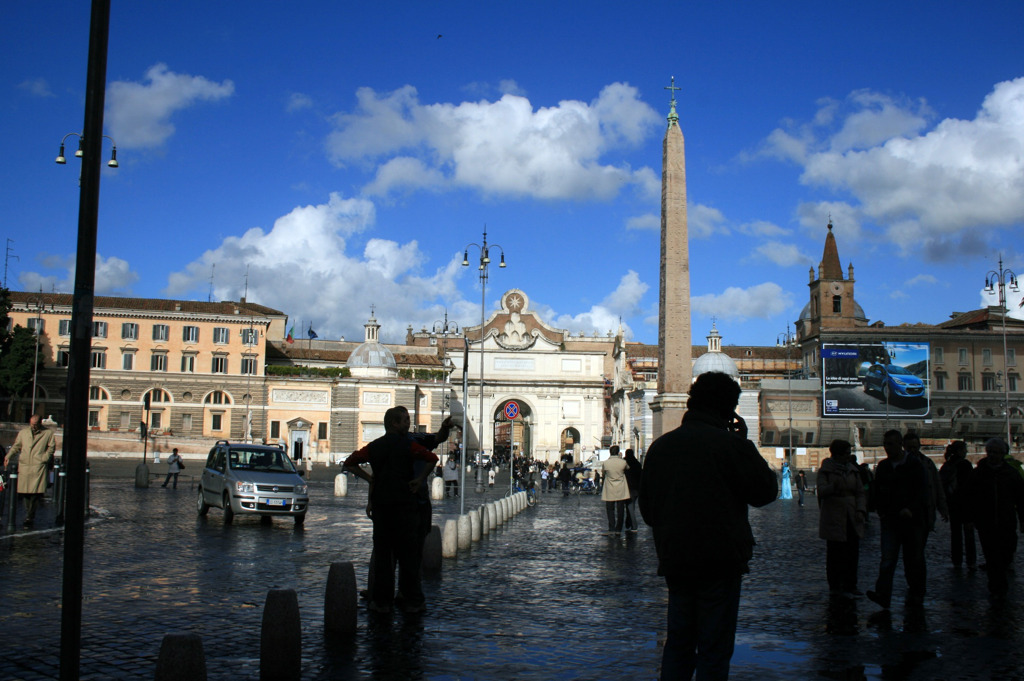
{"left": 0, "top": 287, "right": 12, "bottom": 357}
{"left": 0, "top": 324, "right": 42, "bottom": 417}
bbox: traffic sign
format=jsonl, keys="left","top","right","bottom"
{"left": 504, "top": 401, "right": 520, "bottom": 420}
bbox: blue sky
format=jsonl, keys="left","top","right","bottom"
{"left": 4, "top": 1, "right": 1024, "bottom": 346}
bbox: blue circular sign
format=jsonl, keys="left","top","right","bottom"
{"left": 504, "top": 401, "right": 520, "bottom": 420}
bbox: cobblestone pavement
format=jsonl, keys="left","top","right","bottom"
{"left": 1, "top": 467, "right": 1024, "bottom": 680}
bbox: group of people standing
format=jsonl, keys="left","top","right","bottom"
{"left": 598, "top": 445, "right": 642, "bottom": 535}
{"left": 815, "top": 429, "right": 1024, "bottom": 609}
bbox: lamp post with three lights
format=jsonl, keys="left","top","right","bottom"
{"left": 985, "top": 256, "right": 1019, "bottom": 448}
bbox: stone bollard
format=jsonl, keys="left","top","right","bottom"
{"left": 442, "top": 518, "right": 458, "bottom": 558}
{"left": 261, "top": 589, "right": 301, "bottom": 680}
{"left": 135, "top": 462, "right": 150, "bottom": 489}
{"left": 479, "top": 504, "right": 489, "bottom": 536}
{"left": 155, "top": 633, "right": 206, "bottom": 681}
{"left": 470, "top": 508, "right": 481, "bottom": 542}
{"left": 334, "top": 473, "right": 348, "bottom": 497}
{"left": 513, "top": 493, "right": 521, "bottom": 514}
{"left": 487, "top": 502, "right": 497, "bottom": 531}
{"left": 501, "top": 497, "right": 510, "bottom": 522}
{"left": 422, "top": 524, "right": 442, "bottom": 571}
{"left": 430, "top": 476, "right": 444, "bottom": 501}
{"left": 324, "top": 561, "right": 357, "bottom": 636}
{"left": 457, "top": 514, "right": 471, "bottom": 550}
{"left": 495, "top": 499, "right": 504, "bottom": 526}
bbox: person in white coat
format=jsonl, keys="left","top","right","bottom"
{"left": 600, "top": 446, "right": 629, "bottom": 535}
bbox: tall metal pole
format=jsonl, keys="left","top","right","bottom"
{"left": 777, "top": 324, "right": 795, "bottom": 468}
{"left": 31, "top": 296, "right": 42, "bottom": 415}
{"left": 60, "top": 2, "right": 111, "bottom": 678}
{"left": 986, "top": 256, "right": 1018, "bottom": 448}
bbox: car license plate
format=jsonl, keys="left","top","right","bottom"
{"left": 264, "top": 498, "right": 287, "bottom": 507}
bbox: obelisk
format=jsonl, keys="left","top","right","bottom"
{"left": 651, "top": 76, "right": 692, "bottom": 438}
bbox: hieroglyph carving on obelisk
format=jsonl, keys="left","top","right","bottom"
{"left": 651, "top": 76, "right": 693, "bottom": 438}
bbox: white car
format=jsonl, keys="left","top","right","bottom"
{"left": 196, "top": 441, "right": 309, "bottom": 525}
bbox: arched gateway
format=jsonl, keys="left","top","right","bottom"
{"left": 493, "top": 399, "right": 532, "bottom": 465}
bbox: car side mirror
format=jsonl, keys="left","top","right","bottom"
{"left": 297, "top": 469, "right": 305, "bottom": 477}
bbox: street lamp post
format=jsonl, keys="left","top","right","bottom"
{"left": 462, "top": 227, "right": 506, "bottom": 494}
{"left": 433, "top": 311, "right": 459, "bottom": 422}
{"left": 777, "top": 324, "right": 796, "bottom": 468}
{"left": 985, "top": 256, "right": 1019, "bottom": 448}
{"left": 31, "top": 293, "right": 43, "bottom": 416}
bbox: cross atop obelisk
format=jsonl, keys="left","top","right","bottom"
{"left": 650, "top": 76, "right": 692, "bottom": 438}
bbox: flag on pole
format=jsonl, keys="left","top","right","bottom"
{"left": 308, "top": 324, "right": 318, "bottom": 340}
{"left": 286, "top": 324, "right": 295, "bottom": 344}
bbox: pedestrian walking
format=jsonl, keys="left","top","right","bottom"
{"left": 443, "top": 458, "right": 459, "bottom": 497}
{"left": 796, "top": 469, "right": 808, "bottom": 506}
{"left": 344, "top": 406, "right": 438, "bottom": 614}
{"left": 3, "top": 414, "right": 57, "bottom": 528}
{"left": 161, "top": 448, "right": 184, "bottom": 489}
{"left": 939, "top": 440, "right": 976, "bottom": 569}
{"left": 816, "top": 439, "right": 867, "bottom": 598}
{"left": 624, "top": 448, "right": 642, "bottom": 531}
{"left": 640, "top": 371, "right": 777, "bottom": 680}
{"left": 966, "top": 438, "right": 1024, "bottom": 598}
{"left": 600, "top": 446, "right": 629, "bottom": 536}
{"left": 866, "top": 430, "right": 929, "bottom": 610}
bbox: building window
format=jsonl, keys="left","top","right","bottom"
{"left": 241, "top": 328, "right": 258, "bottom": 346}
{"left": 318, "top": 422, "right": 328, "bottom": 440}
{"left": 121, "top": 323, "right": 138, "bottom": 340}
{"left": 983, "top": 373, "right": 997, "bottom": 391}
{"left": 958, "top": 374, "right": 973, "bottom": 391}
{"left": 153, "top": 324, "right": 169, "bottom": 342}
{"left": 212, "top": 356, "right": 228, "bottom": 374}
{"left": 181, "top": 354, "right": 196, "bottom": 373}
{"left": 151, "top": 353, "right": 168, "bottom": 372}
{"left": 182, "top": 326, "right": 199, "bottom": 343}
{"left": 205, "top": 390, "right": 229, "bottom": 405}
{"left": 91, "top": 351, "right": 106, "bottom": 369}
{"left": 89, "top": 386, "right": 109, "bottom": 400}
{"left": 270, "top": 421, "right": 280, "bottom": 439}
{"left": 59, "top": 319, "right": 71, "bottom": 336}
{"left": 27, "top": 318, "right": 44, "bottom": 334}
{"left": 1009, "top": 349, "right": 1017, "bottom": 367}
{"left": 88, "top": 410, "right": 100, "bottom": 428}
{"left": 241, "top": 357, "right": 258, "bottom": 375}
{"left": 120, "top": 411, "right": 131, "bottom": 429}
{"left": 148, "top": 389, "right": 170, "bottom": 403}
{"left": 182, "top": 413, "right": 193, "bottom": 432}
{"left": 832, "top": 295, "right": 842, "bottom": 313}
{"left": 213, "top": 327, "right": 229, "bottom": 344}
{"left": 58, "top": 349, "right": 70, "bottom": 367}
{"left": 805, "top": 432, "right": 815, "bottom": 445}
{"left": 122, "top": 352, "right": 134, "bottom": 371}
{"left": 983, "top": 348, "right": 993, "bottom": 367}
{"left": 958, "top": 348, "right": 968, "bottom": 365}
{"left": 1010, "top": 374, "right": 1019, "bottom": 392}
{"left": 92, "top": 321, "right": 107, "bottom": 338}
{"left": 762, "top": 430, "right": 775, "bottom": 444}
{"left": 934, "top": 372, "right": 946, "bottom": 391}
{"left": 150, "top": 412, "right": 162, "bottom": 430}
{"left": 934, "top": 347, "right": 944, "bottom": 364}
{"left": 211, "top": 413, "right": 223, "bottom": 431}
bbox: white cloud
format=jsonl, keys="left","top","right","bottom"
{"left": 18, "top": 78, "right": 53, "bottom": 98}
{"left": 691, "top": 282, "right": 793, "bottom": 320}
{"left": 327, "top": 83, "right": 660, "bottom": 200}
{"left": 106, "top": 63, "right": 234, "bottom": 148}
{"left": 796, "top": 201, "right": 863, "bottom": 243}
{"left": 18, "top": 254, "right": 138, "bottom": 295}
{"left": 737, "top": 220, "right": 788, "bottom": 238}
{"left": 287, "top": 92, "right": 313, "bottom": 112}
{"left": 626, "top": 213, "right": 659, "bottom": 231}
{"left": 163, "top": 192, "right": 467, "bottom": 343}
{"left": 768, "top": 79, "right": 1024, "bottom": 258}
{"left": 688, "top": 203, "right": 728, "bottom": 239}
{"left": 905, "top": 274, "right": 939, "bottom": 287}
{"left": 362, "top": 157, "right": 447, "bottom": 196}
{"left": 537, "top": 271, "right": 649, "bottom": 339}
{"left": 750, "top": 241, "right": 812, "bottom": 267}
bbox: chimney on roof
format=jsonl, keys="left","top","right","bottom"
{"left": 240, "top": 296, "right": 246, "bottom": 304}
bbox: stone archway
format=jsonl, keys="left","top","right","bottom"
{"left": 560, "top": 427, "right": 580, "bottom": 463}
{"left": 493, "top": 399, "right": 532, "bottom": 466}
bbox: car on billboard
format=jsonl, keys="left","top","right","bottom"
{"left": 862, "top": 363, "right": 925, "bottom": 401}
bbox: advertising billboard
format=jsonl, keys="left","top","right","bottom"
{"left": 822, "top": 342, "right": 930, "bottom": 418}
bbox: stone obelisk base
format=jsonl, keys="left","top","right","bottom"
{"left": 651, "top": 393, "right": 688, "bottom": 440}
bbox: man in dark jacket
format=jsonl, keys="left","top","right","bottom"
{"left": 640, "top": 372, "right": 777, "bottom": 681}
{"left": 939, "top": 440, "right": 976, "bottom": 568}
{"left": 967, "top": 438, "right": 1024, "bottom": 598}
{"left": 345, "top": 407, "right": 438, "bottom": 613}
{"left": 867, "top": 430, "right": 929, "bottom": 609}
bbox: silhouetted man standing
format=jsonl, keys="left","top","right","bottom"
{"left": 640, "top": 372, "right": 777, "bottom": 680}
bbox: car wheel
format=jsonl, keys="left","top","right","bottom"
{"left": 294, "top": 513, "right": 306, "bottom": 526}
{"left": 196, "top": 487, "right": 209, "bottom": 516}
{"left": 223, "top": 492, "right": 234, "bottom": 524}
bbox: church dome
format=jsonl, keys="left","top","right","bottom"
{"left": 346, "top": 342, "right": 396, "bottom": 371}
{"left": 692, "top": 323, "right": 739, "bottom": 379}
{"left": 798, "top": 300, "right": 868, "bottom": 322}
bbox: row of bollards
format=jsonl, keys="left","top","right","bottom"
{"left": 440, "top": 491, "right": 532, "bottom": 558}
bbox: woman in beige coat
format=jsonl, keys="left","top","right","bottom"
{"left": 816, "top": 439, "right": 867, "bottom": 597}
{"left": 4, "top": 414, "right": 57, "bottom": 528}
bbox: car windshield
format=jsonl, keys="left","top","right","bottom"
{"left": 886, "top": 365, "right": 915, "bottom": 377}
{"left": 228, "top": 448, "right": 295, "bottom": 473}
